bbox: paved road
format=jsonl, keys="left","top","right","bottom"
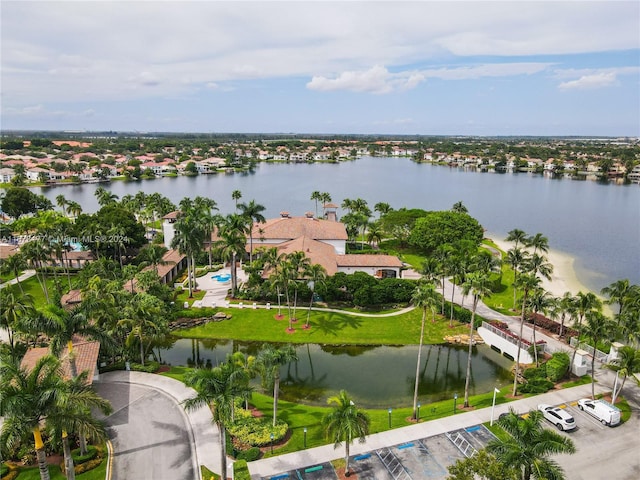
{"left": 94, "top": 379, "right": 198, "bottom": 480}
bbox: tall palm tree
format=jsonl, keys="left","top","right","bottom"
{"left": 231, "top": 189, "right": 242, "bottom": 209}
{"left": 238, "top": 199, "right": 266, "bottom": 263}
{"left": 513, "top": 273, "right": 541, "bottom": 396}
{"left": 506, "top": 228, "right": 528, "bottom": 250}
{"left": 322, "top": 390, "right": 370, "bottom": 478}
{"left": 171, "top": 214, "right": 204, "bottom": 297}
{"left": 118, "top": 293, "right": 166, "bottom": 366}
{"left": 214, "top": 214, "right": 248, "bottom": 297}
{"left": 66, "top": 201, "right": 82, "bottom": 220}
{"left": 183, "top": 361, "right": 249, "bottom": 480}
{"left": 601, "top": 279, "right": 631, "bottom": 318}
{"left": 524, "top": 252, "right": 553, "bottom": 281}
{"left": 0, "top": 355, "right": 111, "bottom": 480}
{"left": 94, "top": 186, "right": 119, "bottom": 207}
{"left": 570, "top": 291, "right": 602, "bottom": 368}
{"left": 506, "top": 247, "right": 528, "bottom": 310}
{"left": 581, "top": 310, "right": 614, "bottom": 399}
{"left": 411, "top": 283, "right": 438, "bottom": 420}
{"left": 319, "top": 192, "right": 332, "bottom": 218}
{"left": 461, "top": 272, "right": 492, "bottom": 407}
{"left": 526, "top": 288, "right": 554, "bottom": 366}
{"left": 1, "top": 251, "right": 28, "bottom": 294}
{"left": 0, "top": 290, "right": 34, "bottom": 359}
{"left": 304, "top": 263, "right": 327, "bottom": 329}
{"left": 487, "top": 408, "right": 576, "bottom": 480}
{"left": 256, "top": 344, "right": 298, "bottom": 427}
{"left": 55, "top": 194, "right": 68, "bottom": 215}
{"left": 557, "top": 291, "right": 576, "bottom": 338}
{"left": 605, "top": 346, "right": 640, "bottom": 403}
{"left": 310, "top": 190, "right": 322, "bottom": 218}
{"left": 374, "top": 201, "right": 392, "bottom": 218}
{"left": 526, "top": 233, "right": 549, "bottom": 255}
{"left": 20, "top": 239, "right": 51, "bottom": 303}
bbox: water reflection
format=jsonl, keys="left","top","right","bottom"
{"left": 158, "top": 339, "right": 513, "bottom": 408}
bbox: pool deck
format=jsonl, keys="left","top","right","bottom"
{"left": 190, "top": 267, "right": 248, "bottom": 308}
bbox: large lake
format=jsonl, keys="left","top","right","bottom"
{"left": 36, "top": 157, "right": 639, "bottom": 291}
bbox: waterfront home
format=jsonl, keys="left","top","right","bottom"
{"left": 0, "top": 167, "right": 16, "bottom": 183}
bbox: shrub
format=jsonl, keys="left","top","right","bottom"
{"left": 1, "top": 464, "right": 9, "bottom": 476}
{"left": 546, "top": 351, "right": 570, "bottom": 381}
{"left": 227, "top": 409, "right": 288, "bottom": 447}
{"left": 74, "top": 457, "right": 103, "bottom": 474}
{"left": 1, "top": 468, "right": 19, "bottom": 480}
{"left": 520, "top": 378, "right": 554, "bottom": 394}
{"left": 235, "top": 447, "right": 261, "bottom": 462}
{"left": 72, "top": 445, "right": 98, "bottom": 464}
{"left": 233, "top": 460, "right": 251, "bottom": 480}
{"left": 99, "top": 361, "right": 160, "bottom": 374}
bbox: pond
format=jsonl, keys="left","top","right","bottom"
{"left": 156, "top": 338, "right": 513, "bottom": 408}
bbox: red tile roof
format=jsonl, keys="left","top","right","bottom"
{"left": 20, "top": 337, "right": 100, "bottom": 384}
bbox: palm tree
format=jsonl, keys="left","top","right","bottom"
{"left": 55, "top": 194, "right": 68, "bottom": 215}
{"left": 20, "top": 239, "right": 51, "bottom": 303}
{"left": 526, "top": 233, "right": 549, "bottom": 255}
{"left": 38, "top": 304, "right": 113, "bottom": 378}
{"left": 231, "top": 189, "right": 242, "bottom": 209}
{"left": 366, "top": 221, "right": 383, "bottom": 247}
{"left": 487, "top": 408, "right": 576, "bottom": 480}
{"left": 138, "top": 244, "right": 168, "bottom": 274}
{"left": 1, "top": 252, "right": 28, "bottom": 294}
{"left": 374, "top": 202, "right": 392, "bottom": 218}
{"left": 524, "top": 252, "right": 553, "bottom": 281}
{"left": 461, "top": 272, "right": 492, "bottom": 408}
{"left": 171, "top": 214, "right": 204, "bottom": 297}
{"left": 66, "top": 201, "right": 82, "bottom": 220}
{"left": 581, "top": 310, "right": 614, "bottom": 399}
{"left": 310, "top": 190, "right": 322, "bottom": 218}
{"left": 322, "top": 390, "right": 370, "bottom": 478}
{"left": 0, "top": 290, "right": 34, "bottom": 359}
{"left": 557, "top": 291, "right": 576, "bottom": 338}
{"left": 605, "top": 346, "right": 640, "bottom": 404}
{"left": 256, "top": 344, "right": 298, "bottom": 427}
{"left": 118, "top": 293, "right": 167, "bottom": 366}
{"left": 94, "top": 186, "right": 118, "bottom": 207}
{"left": 214, "top": 214, "right": 248, "bottom": 297}
{"left": 183, "top": 361, "right": 249, "bottom": 480}
{"left": 506, "top": 228, "right": 528, "bottom": 250}
{"left": 238, "top": 199, "right": 266, "bottom": 263}
{"left": 452, "top": 201, "right": 468, "bottom": 214}
{"left": 506, "top": 247, "right": 528, "bottom": 310}
{"left": 601, "top": 279, "right": 631, "bottom": 318}
{"left": 411, "top": 283, "right": 438, "bottom": 420}
{"left": 319, "top": 192, "right": 332, "bottom": 218}
{"left": 526, "top": 288, "right": 554, "bottom": 366}
{"left": 570, "top": 291, "right": 603, "bottom": 368}
{"left": 513, "top": 273, "right": 540, "bottom": 396}
{"left": 304, "top": 263, "right": 327, "bottom": 329}
{"left": 0, "top": 355, "right": 111, "bottom": 480}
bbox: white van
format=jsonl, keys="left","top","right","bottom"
{"left": 577, "top": 398, "right": 621, "bottom": 426}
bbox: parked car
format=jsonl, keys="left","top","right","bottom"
{"left": 538, "top": 404, "right": 576, "bottom": 431}
{"left": 577, "top": 398, "right": 621, "bottom": 426}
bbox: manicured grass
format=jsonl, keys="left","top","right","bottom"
{"left": 561, "top": 375, "right": 592, "bottom": 388}
{"left": 11, "top": 456, "right": 106, "bottom": 480}
{"left": 174, "top": 288, "right": 207, "bottom": 305}
{"left": 200, "top": 465, "right": 220, "bottom": 480}
{"left": 3, "top": 275, "right": 64, "bottom": 307}
{"left": 0, "top": 270, "right": 20, "bottom": 283}
{"left": 172, "top": 307, "right": 468, "bottom": 345}
{"left": 161, "top": 367, "right": 514, "bottom": 457}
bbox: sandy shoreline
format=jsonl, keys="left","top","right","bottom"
{"left": 489, "top": 236, "right": 592, "bottom": 297}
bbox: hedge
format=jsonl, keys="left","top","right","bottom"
{"left": 233, "top": 460, "right": 251, "bottom": 480}
{"left": 546, "top": 352, "right": 570, "bottom": 382}
{"left": 99, "top": 361, "right": 160, "bottom": 374}
{"left": 71, "top": 445, "right": 98, "bottom": 464}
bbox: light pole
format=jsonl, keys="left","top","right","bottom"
{"left": 453, "top": 393, "right": 458, "bottom": 414}
{"left": 270, "top": 433, "right": 274, "bottom": 454}
{"left": 388, "top": 408, "right": 392, "bottom": 428}
{"left": 490, "top": 387, "right": 500, "bottom": 426}
{"left": 303, "top": 427, "right": 307, "bottom": 449}
{"left": 417, "top": 402, "right": 421, "bottom": 422}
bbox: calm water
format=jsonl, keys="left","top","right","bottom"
{"left": 36, "top": 157, "right": 640, "bottom": 291}
{"left": 157, "top": 339, "right": 513, "bottom": 408}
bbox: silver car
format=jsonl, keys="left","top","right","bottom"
{"left": 538, "top": 404, "right": 576, "bottom": 431}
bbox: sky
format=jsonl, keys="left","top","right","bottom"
{"left": 1, "top": 0, "right": 639, "bottom": 136}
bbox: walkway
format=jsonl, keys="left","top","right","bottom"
{"left": 0, "top": 269, "right": 36, "bottom": 290}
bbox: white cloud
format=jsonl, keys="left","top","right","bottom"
{"left": 558, "top": 72, "right": 618, "bottom": 90}
{"left": 307, "top": 65, "right": 424, "bottom": 94}
{"left": 555, "top": 67, "right": 640, "bottom": 90}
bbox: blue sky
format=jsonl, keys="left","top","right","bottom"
{"left": 2, "top": 1, "right": 639, "bottom": 136}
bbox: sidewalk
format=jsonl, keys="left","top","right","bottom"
{"left": 247, "top": 372, "right": 614, "bottom": 478}
{"left": 0, "top": 269, "right": 36, "bottom": 290}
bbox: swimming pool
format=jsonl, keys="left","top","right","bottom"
{"left": 211, "top": 273, "right": 231, "bottom": 282}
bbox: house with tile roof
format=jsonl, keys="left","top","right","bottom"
{"left": 250, "top": 213, "right": 403, "bottom": 278}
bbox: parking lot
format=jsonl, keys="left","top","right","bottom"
{"left": 262, "top": 397, "right": 638, "bottom": 480}
{"left": 261, "top": 425, "right": 496, "bottom": 480}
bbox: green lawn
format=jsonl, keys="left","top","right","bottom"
{"left": 3, "top": 274, "right": 67, "bottom": 307}
{"left": 172, "top": 307, "right": 468, "bottom": 345}
{"left": 0, "top": 270, "right": 20, "bottom": 283}
{"left": 162, "top": 366, "right": 514, "bottom": 457}
{"left": 10, "top": 455, "right": 106, "bottom": 480}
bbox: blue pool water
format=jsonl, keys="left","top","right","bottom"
{"left": 211, "top": 273, "right": 231, "bottom": 282}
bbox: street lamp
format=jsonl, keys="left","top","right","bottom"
{"left": 417, "top": 403, "right": 421, "bottom": 421}
{"left": 490, "top": 387, "right": 500, "bottom": 426}
{"left": 453, "top": 393, "right": 458, "bottom": 414}
{"left": 303, "top": 428, "right": 307, "bottom": 449}
{"left": 270, "top": 433, "right": 274, "bottom": 454}
{"left": 388, "top": 408, "right": 392, "bottom": 428}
